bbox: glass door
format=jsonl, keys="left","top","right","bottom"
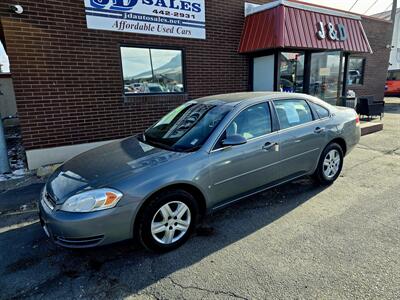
{"left": 309, "top": 51, "right": 341, "bottom": 105}
{"left": 278, "top": 52, "right": 305, "bottom": 93}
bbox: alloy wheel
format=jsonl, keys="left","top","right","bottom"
{"left": 323, "top": 149, "right": 341, "bottom": 179}
{"left": 151, "top": 201, "right": 191, "bottom": 245}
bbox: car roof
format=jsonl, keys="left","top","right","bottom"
{"left": 195, "top": 92, "right": 315, "bottom": 105}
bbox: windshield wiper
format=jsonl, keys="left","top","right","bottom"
{"left": 140, "top": 133, "right": 176, "bottom": 151}
{"left": 173, "top": 145, "right": 202, "bottom": 153}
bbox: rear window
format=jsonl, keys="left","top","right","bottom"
{"left": 274, "top": 99, "right": 313, "bottom": 129}
{"left": 311, "top": 103, "right": 330, "bottom": 119}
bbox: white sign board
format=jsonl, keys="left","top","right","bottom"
{"left": 319, "top": 68, "right": 331, "bottom": 76}
{"left": 84, "top": 0, "right": 206, "bottom": 40}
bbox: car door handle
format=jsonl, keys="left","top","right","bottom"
{"left": 314, "top": 127, "right": 325, "bottom": 134}
{"left": 262, "top": 142, "right": 279, "bottom": 151}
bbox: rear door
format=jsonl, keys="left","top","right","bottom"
{"left": 272, "top": 98, "right": 327, "bottom": 180}
{"left": 208, "top": 101, "right": 281, "bottom": 208}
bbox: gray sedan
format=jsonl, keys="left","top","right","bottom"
{"left": 39, "top": 92, "right": 361, "bottom": 251}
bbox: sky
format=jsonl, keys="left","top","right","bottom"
{"left": 301, "top": 0, "right": 399, "bottom": 16}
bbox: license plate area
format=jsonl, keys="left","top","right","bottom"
{"left": 39, "top": 213, "right": 50, "bottom": 238}
{"left": 42, "top": 224, "right": 50, "bottom": 237}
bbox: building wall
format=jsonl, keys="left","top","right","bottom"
{"left": 0, "top": 1, "right": 393, "bottom": 169}
{"left": 350, "top": 17, "right": 392, "bottom": 101}
{"left": 0, "top": 0, "right": 267, "bottom": 154}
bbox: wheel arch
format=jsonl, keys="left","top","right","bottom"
{"left": 329, "top": 137, "right": 347, "bottom": 156}
{"left": 132, "top": 183, "right": 208, "bottom": 237}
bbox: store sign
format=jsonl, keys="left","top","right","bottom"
{"left": 317, "top": 21, "right": 347, "bottom": 41}
{"left": 84, "top": 0, "right": 206, "bottom": 39}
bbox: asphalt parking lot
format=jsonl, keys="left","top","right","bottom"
{"left": 0, "top": 99, "right": 399, "bottom": 300}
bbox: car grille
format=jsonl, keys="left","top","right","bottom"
{"left": 43, "top": 191, "right": 57, "bottom": 210}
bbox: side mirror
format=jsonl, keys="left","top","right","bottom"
{"left": 222, "top": 134, "right": 247, "bottom": 147}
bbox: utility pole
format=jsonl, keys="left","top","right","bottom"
{"left": 0, "top": 118, "right": 11, "bottom": 174}
{"left": 0, "top": 82, "right": 11, "bottom": 174}
{"left": 391, "top": 0, "right": 398, "bottom": 24}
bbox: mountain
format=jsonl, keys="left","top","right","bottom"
{"left": 133, "top": 54, "right": 182, "bottom": 81}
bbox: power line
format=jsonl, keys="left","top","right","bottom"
{"left": 364, "top": 0, "right": 380, "bottom": 14}
{"left": 349, "top": 0, "right": 360, "bottom": 11}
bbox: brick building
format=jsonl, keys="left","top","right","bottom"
{"left": 0, "top": 0, "right": 392, "bottom": 169}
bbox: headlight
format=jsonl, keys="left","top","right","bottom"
{"left": 60, "top": 188, "right": 123, "bottom": 213}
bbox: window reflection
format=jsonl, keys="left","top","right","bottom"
{"left": 274, "top": 99, "right": 313, "bottom": 129}
{"left": 0, "top": 41, "right": 10, "bottom": 73}
{"left": 226, "top": 103, "right": 272, "bottom": 140}
{"left": 279, "top": 52, "right": 304, "bottom": 93}
{"left": 347, "top": 57, "right": 365, "bottom": 85}
{"left": 309, "top": 51, "right": 341, "bottom": 103}
{"left": 121, "top": 47, "right": 184, "bottom": 95}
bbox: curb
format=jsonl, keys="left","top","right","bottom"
{"left": 361, "top": 122, "right": 384, "bottom": 136}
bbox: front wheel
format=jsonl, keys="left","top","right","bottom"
{"left": 137, "top": 189, "right": 198, "bottom": 252}
{"left": 314, "top": 143, "right": 344, "bottom": 185}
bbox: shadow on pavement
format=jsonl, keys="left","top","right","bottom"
{"left": 0, "top": 183, "right": 44, "bottom": 212}
{"left": 0, "top": 177, "right": 327, "bottom": 299}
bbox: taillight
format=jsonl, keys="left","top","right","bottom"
{"left": 355, "top": 115, "right": 360, "bottom": 126}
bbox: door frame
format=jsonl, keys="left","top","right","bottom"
{"left": 249, "top": 49, "right": 350, "bottom": 103}
{"left": 208, "top": 99, "right": 280, "bottom": 153}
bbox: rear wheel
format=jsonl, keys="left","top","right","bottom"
{"left": 314, "top": 143, "right": 344, "bottom": 185}
{"left": 137, "top": 189, "right": 198, "bottom": 252}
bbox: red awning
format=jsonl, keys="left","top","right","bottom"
{"left": 239, "top": 1, "right": 372, "bottom": 54}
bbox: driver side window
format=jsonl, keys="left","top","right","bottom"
{"left": 225, "top": 102, "right": 272, "bottom": 140}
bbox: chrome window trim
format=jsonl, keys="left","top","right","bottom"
{"left": 271, "top": 98, "right": 330, "bottom": 133}
{"left": 207, "top": 96, "right": 331, "bottom": 154}
{"left": 274, "top": 117, "right": 326, "bottom": 134}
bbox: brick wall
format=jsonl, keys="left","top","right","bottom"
{"left": 351, "top": 17, "right": 392, "bottom": 101}
{"left": 0, "top": 2, "right": 392, "bottom": 152}
{"left": 0, "top": 0, "right": 266, "bottom": 151}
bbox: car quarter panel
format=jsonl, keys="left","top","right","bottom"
{"left": 332, "top": 107, "right": 361, "bottom": 155}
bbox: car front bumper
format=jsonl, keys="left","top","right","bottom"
{"left": 39, "top": 196, "right": 135, "bottom": 248}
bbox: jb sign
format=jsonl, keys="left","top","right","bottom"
{"left": 84, "top": 0, "right": 206, "bottom": 39}
{"left": 317, "top": 21, "right": 347, "bottom": 41}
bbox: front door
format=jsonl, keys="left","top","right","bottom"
{"left": 208, "top": 102, "right": 281, "bottom": 208}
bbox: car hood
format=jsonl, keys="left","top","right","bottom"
{"left": 46, "top": 136, "right": 187, "bottom": 203}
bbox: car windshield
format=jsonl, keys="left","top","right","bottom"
{"left": 142, "top": 102, "right": 231, "bottom": 152}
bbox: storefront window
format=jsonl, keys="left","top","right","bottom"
{"left": 347, "top": 57, "right": 365, "bottom": 85}
{"left": 0, "top": 41, "right": 10, "bottom": 73}
{"left": 279, "top": 52, "right": 304, "bottom": 93}
{"left": 309, "top": 51, "right": 341, "bottom": 103}
{"left": 387, "top": 69, "right": 400, "bottom": 80}
{"left": 120, "top": 46, "right": 184, "bottom": 95}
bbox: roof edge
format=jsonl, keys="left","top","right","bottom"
{"left": 245, "top": 0, "right": 361, "bottom": 20}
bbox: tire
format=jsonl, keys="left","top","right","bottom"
{"left": 137, "top": 189, "right": 199, "bottom": 252}
{"left": 314, "top": 142, "right": 344, "bottom": 185}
